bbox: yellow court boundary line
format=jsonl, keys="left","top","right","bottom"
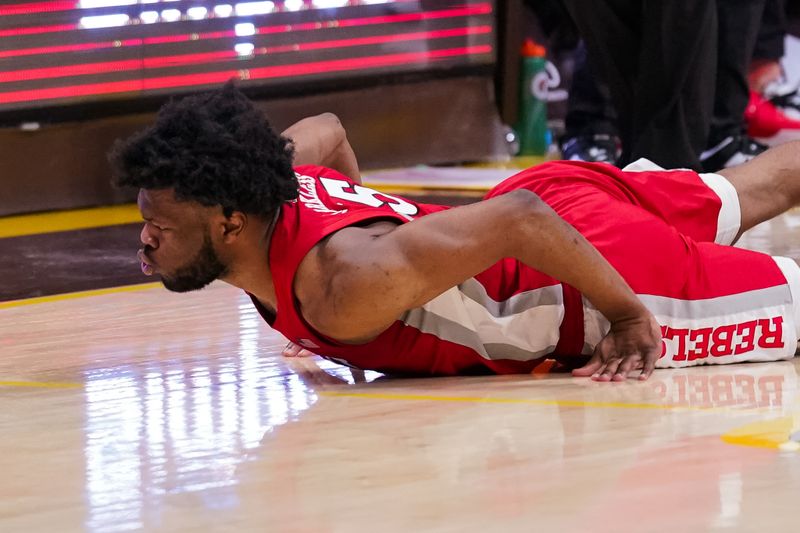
{"left": 721, "top": 434, "right": 782, "bottom": 450}
{"left": 0, "top": 204, "right": 142, "bottom": 238}
{"left": 0, "top": 380, "right": 82, "bottom": 389}
{"left": 319, "top": 390, "right": 767, "bottom": 415}
{"left": 0, "top": 282, "right": 162, "bottom": 310}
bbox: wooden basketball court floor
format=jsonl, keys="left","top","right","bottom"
{"left": 2, "top": 190, "right": 800, "bottom": 532}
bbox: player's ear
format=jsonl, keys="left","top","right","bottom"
{"left": 220, "top": 210, "right": 246, "bottom": 242}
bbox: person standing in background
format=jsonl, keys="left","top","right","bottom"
{"left": 559, "top": 0, "right": 719, "bottom": 170}
{"left": 559, "top": 0, "right": 770, "bottom": 172}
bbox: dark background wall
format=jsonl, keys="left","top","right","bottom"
{"left": 0, "top": 75, "right": 506, "bottom": 216}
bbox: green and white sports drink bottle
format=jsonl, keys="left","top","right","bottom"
{"left": 515, "top": 39, "right": 550, "bottom": 156}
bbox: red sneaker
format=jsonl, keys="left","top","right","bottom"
{"left": 745, "top": 91, "right": 800, "bottom": 143}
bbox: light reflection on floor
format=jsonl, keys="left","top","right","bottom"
{"left": 62, "top": 292, "right": 383, "bottom": 532}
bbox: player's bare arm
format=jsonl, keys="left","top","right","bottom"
{"left": 295, "top": 189, "right": 663, "bottom": 381}
{"left": 281, "top": 113, "right": 362, "bottom": 183}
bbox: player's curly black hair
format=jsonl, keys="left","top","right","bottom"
{"left": 109, "top": 81, "right": 298, "bottom": 218}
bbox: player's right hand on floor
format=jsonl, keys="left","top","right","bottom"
{"left": 571, "top": 312, "right": 662, "bottom": 382}
{"left": 282, "top": 341, "right": 316, "bottom": 358}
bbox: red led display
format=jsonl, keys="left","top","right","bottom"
{"left": 0, "top": 0, "right": 495, "bottom": 113}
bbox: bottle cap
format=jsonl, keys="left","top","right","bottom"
{"left": 520, "top": 38, "right": 546, "bottom": 58}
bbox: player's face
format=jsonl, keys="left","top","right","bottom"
{"left": 136, "top": 189, "right": 228, "bottom": 292}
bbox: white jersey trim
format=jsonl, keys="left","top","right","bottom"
{"left": 698, "top": 171, "right": 742, "bottom": 245}
{"left": 622, "top": 158, "right": 685, "bottom": 172}
{"left": 400, "top": 282, "right": 565, "bottom": 362}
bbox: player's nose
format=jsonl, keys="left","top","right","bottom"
{"left": 140, "top": 224, "right": 157, "bottom": 247}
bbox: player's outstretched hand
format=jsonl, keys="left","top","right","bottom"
{"left": 282, "top": 341, "right": 316, "bottom": 358}
{"left": 572, "top": 313, "right": 662, "bottom": 382}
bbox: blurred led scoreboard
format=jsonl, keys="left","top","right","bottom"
{"left": 0, "top": 0, "right": 495, "bottom": 114}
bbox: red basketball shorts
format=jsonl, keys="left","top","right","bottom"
{"left": 489, "top": 159, "right": 800, "bottom": 368}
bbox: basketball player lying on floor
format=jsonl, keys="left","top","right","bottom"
{"left": 111, "top": 83, "right": 800, "bottom": 382}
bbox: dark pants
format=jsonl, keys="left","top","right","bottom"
{"left": 563, "top": 41, "right": 618, "bottom": 139}
{"left": 753, "top": 0, "right": 787, "bottom": 61}
{"left": 561, "top": 0, "right": 718, "bottom": 169}
{"left": 710, "top": 0, "right": 768, "bottom": 145}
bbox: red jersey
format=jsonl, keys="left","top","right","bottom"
{"left": 248, "top": 164, "right": 575, "bottom": 376}
{"left": 249, "top": 161, "right": 798, "bottom": 375}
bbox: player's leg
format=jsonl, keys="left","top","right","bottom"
{"left": 493, "top": 160, "right": 741, "bottom": 245}
{"left": 611, "top": 141, "right": 800, "bottom": 246}
{"left": 616, "top": 159, "right": 742, "bottom": 245}
{"left": 718, "top": 140, "right": 800, "bottom": 239}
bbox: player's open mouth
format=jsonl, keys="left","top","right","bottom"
{"left": 137, "top": 249, "right": 156, "bottom": 276}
